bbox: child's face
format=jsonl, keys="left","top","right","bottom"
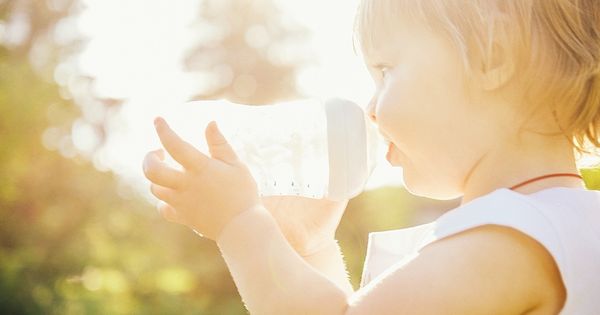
{"left": 363, "top": 20, "right": 506, "bottom": 199}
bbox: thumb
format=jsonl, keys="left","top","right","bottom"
{"left": 205, "top": 121, "right": 239, "bottom": 165}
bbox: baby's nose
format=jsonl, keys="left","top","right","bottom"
{"left": 368, "top": 111, "right": 377, "bottom": 123}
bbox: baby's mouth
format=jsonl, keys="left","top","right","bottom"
{"left": 386, "top": 142, "right": 394, "bottom": 162}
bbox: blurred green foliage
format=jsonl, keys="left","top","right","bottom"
{"left": 0, "top": 47, "right": 247, "bottom": 314}
{"left": 581, "top": 167, "right": 600, "bottom": 190}
{"left": 1, "top": 0, "right": 599, "bottom": 314}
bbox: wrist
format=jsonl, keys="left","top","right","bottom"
{"left": 216, "top": 204, "right": 270, "bottom": 245}
{"left": 298, "top": 238, "right": 339, "bottom": 258}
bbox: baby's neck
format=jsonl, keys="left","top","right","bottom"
{"left": 461, "top": 133, "right": 581, "bottom": 204}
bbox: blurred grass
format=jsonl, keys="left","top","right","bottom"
{"left": 581, "top": 167, "right": 600, "bottom": 190}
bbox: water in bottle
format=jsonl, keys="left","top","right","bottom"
{"left": 160, "top": 97, "right": 381, "bottom": 201}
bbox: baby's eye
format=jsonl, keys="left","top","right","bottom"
{"left": 373, "top": 64, "right": 390, "bottom": 79}
{"left": 380, "top": 67, "right": 389, "bottom": 78}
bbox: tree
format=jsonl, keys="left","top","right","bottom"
{"left": 184, "top": 0, "right": 314, "bottom": 105}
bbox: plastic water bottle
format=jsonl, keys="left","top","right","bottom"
{"left": 160, "top": 97, "right": 381, "bottom": 201}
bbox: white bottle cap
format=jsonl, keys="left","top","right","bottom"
{"left": 324, "top": 98, "right": 380, "bottom": 200}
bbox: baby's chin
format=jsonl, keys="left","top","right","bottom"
{"left": 386, "top": 142, "right": 403, "bottom": 166}
{"left": 402, "top": 169, "right": 466, "bottom": 201}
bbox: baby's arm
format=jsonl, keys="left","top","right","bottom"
{"left": 217, "top": 206, "right": 350, "bottom": 315}
{"left": 300, "top": 239, "right": 354, "bottom": 295}
{"left": 218, "top": 208, "right": 550, "bottom": 315}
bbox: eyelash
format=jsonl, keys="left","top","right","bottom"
{"left": 374, "top": 65, "right": 390, "bottom": 78}
{"left": 380, "top": 67, "right": 389, "bottom": 78}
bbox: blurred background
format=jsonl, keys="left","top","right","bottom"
{"left": 1, "top": 0, "right": 599, "bottom": 314}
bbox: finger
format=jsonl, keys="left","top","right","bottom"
{"left": 143, "top": 149, "right": 185, "bottom": 189}
{"left": 156, "top": 201, "right": 180, "bottom": 223}
{"left": 205, "top": 121, "right": 240, "bottom": 165}
{"left": 154, "top": 117, "right": 210, "bottom": 171}
{"left": 150, "top": 183, "right": 176, "bottom": 204}
{"left": 153, "top": 148, "right": 165, "bottom": 160}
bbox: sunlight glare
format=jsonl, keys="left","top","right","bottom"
{"left": 76, "top": 0, "right": 405, "bottom": 199}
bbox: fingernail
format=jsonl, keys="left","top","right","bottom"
{"left": 211, "top": 121, "right": 220, "bottom": 132}
{"left": 154, "top": 117, "right": 163, "bottom": 127}
{"left": 154, "top": 148, "right": 164, "bottom": 159}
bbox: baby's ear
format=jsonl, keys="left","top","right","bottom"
{"left": 474, "top": 20, "right": 516, "bottom": 92}
{"left": 480, "top": 43, "right": 515, "bottom": 91}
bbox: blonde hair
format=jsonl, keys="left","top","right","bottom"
{"left": 353, "top": 0, "right": 600, "bottom": 164}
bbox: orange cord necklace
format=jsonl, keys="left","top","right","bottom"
{"left": 509, "top": 173, "right": 583, "bottom": 190}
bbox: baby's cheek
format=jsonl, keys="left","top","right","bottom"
{"left": 377, "top": 107, "right": 412, "bottom": 147}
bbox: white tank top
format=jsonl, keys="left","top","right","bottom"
{"left": 359, "top": 187, "right": 600, "bottom": 315}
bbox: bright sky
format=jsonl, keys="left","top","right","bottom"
{"left": 73, "top": 0, "right": 405, "bottom": 201}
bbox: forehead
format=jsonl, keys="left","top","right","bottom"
{"left": 354, "top": 0, "right": 434, "bottom": 64}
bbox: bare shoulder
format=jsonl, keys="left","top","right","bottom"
{"left": 347, "top": 224, "right": 566, "bottom": 315}
{"left": 422, "top": 224, "right": 567, "bottom": 314}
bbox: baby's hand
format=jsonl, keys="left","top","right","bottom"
{"left": 142, "top": 117, "right": 262, "bottom": 241}
{"left": 261, "top": 195, "right": 348, "bottom": 256}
